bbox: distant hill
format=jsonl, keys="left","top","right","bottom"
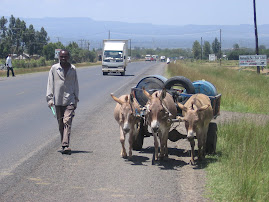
{"left": 21, "top": 17, "right": 269, "bottom": 49}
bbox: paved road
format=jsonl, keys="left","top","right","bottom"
{"left": 0, "top": 61, "right": 208, "bottom": 201}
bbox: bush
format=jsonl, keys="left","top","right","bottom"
{"left": 12, "top": 57, "right": 49, "bottom": 68}
{"left": 37, "top": 57, "right": 46, "bottom": 66}
{"left": 13, "top": 59, "right": 27, "bottom": 68}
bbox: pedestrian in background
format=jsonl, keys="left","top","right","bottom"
{"left": 6, "top": 54, "right": 15, "bottom": 77}
{"left": 46, "top": 49, "right": 79, "bottom": 154}
{"left": 166, "top": 57, "right": 170, "bottom": 64}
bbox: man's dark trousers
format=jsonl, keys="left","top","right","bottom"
{"left": 7, "top": 67, "right": 15, "bottom": 77}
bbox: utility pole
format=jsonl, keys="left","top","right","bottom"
{"left": 219, "top": 29, "right": 222, "bottom": 66}
{"left": 108, "top": 30, "right": 110, "bottom": 39}
{"left": 87, "top": 41, "right": 90, "bottom": 50}
{"left": 201, "top": 37, "right": 203, "bottom": 60}
{"left": 129, "top": 39, "right": 132, "bottom": 57}
{"left": 253, "top": 0, "right": 260, "bottom": 74}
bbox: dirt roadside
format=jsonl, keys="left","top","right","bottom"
{"left": 227, "top": 65, "right": 269, "bottom": 77}
{"left": 214, "top": 110, "right": 269, "bottom": 125}
{"left": 168, "top": 110, "right": 269, "bottom": 201}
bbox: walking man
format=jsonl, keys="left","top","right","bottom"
{"left": 6, "top": 54, "right": 15, "bottom": 77}
{"left": 46, "top": 49, "right": 79, "bottom": 154}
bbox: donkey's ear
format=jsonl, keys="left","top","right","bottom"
{"left": 160, "top": 88, "right": 166, "bottom": 101}
{"left": 124, "top": 95, "right": 129, "bottom": 102}
{"left": 198, "top": 104, "right": 210, "bottom": 111}
{"left": 142, "top": 87, "right": 151, "bottom": 100}
{"left": 177, "top": 102, "right": 187, "bottom": 112}
{"left": 111, "top": 94, "right": 124, "bottom": 105}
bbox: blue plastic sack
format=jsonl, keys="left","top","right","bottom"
{"left": 192, "top": 80, "right": 217, "bottom": 96}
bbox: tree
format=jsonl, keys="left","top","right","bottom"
{"left": 227, "top": 48, "right": 255, "bottom": 60}
{"left": 35, "top": 27, "right": 49, "bottom": 55}
{"left": 192, "top": 40, "right": 201, "bottom": 59}
{"left": 0, "top": 16, "right": 8, "bottom": 38}
{"left": 24, "top": 24, "right": 36, "bottom": 55}
{"left": 7, "top": 15, "right": 16, "bottom": 53}
{"left": 42, "top": 42, "right": 64, "bottom": 60}
{"left": 212, "top": 37, "right": 220, "bottom": 58}
{"left": 13, "top": 18, "right": 27, "bottom": 54}
{"left": 233, "top": 43, "right": 240, "bottom": 50}
{"left": 203, "top": 41, "right": 211, "bottom": 60}
{"left": 0, "top": 16, "right": 9, "bottom": 57}
{"left": 259, "top": 45, "right": 266, "bottom": 50}
{"left": 0, "top": 15, "right": 50, "bottom": 57}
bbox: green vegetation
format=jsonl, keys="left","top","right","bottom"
{"left": 166, "top": 60, "right": 269, "bottom": 201}
{"left": 206, "top": 121, "right": 269, "bottom": 201}
{"left": 166, "top": 60, "right": 269, "bottom": 114}
{"left": 0, "top": 15, "right": 49, "bottom": 58}
{"left": 131, "top": 47, "right": 192, "bottom": 60}
{"left": 0, "top": 15, "right": 97, "bottom": 64}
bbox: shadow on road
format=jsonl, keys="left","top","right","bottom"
{"left": 105, "top": 73, "right": 135, "bottom": 77}
{"left": 70, "top": 150, "right": 93, "bottom": 154}
{"left": 126, "top": 155, "right": 150, "bottom": 166}
{"left": 141, "top": 146, "right": 190, "bottom": 158}
{"left": 192, "top": 152, "right": 220, "bottom": 169}
{"left": 57, "top": 150, "right": 93, "bottom": 155}
{"left": 133, "top": 146, "right": 188, "bottom": 169}
{"left": 153, "top": 157, "right": 188, "bottom": 170}
{"left": 168, "top": 147, "right": 190, "bottom": 157}
{"left": 127, "top": 146, "right": 218, "bottom": 169}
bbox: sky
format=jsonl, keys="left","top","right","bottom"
{"left": 0, "top": 0, "right": 268, "bottom": 26}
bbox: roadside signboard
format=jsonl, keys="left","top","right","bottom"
{"left": 239, "top": 55, "right": 267, "bottom": 66}
{"left": 209, "top": 54, "right": 216, "bottom": 61}
{"left": 54, "top": 49, "right": 61, "bottom": 59}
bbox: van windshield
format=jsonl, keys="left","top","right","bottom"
{"left": 104, "top": 51, "right": 123, "bottom": 59}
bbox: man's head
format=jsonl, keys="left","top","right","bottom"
{"left": 59, "top": 50, "right": 70, "bottom": 64}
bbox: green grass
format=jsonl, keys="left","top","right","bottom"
{"left": 206, "top": 121, "right": 269, "bottom": 202}
{"left": 166, "top": 60, "right": 269, "bottom": 201}
{"left": 166, "top": 60, "right": 269, "bottom": 115}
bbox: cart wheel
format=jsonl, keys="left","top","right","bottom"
{"left": 132, "top": 120, "right": 145, "bottom": 151}
{"left": 103, "top": 72, "right": 108, "bottom": 76}
{"left": 121, "top": 71, "right": 125, "bottom": 76}
{"left": 206, "top": 122, "right": 217, "bottom": 154}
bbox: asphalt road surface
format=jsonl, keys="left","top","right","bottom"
{"left": 0, "top": 61, "right": 208, "bottom": 202}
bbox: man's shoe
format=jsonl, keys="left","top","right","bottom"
{"left": 62, "top": 147, "right": 71, "bottom": 155}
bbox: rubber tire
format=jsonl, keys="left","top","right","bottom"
{"left": 121, "top": 71, "right": 125, "bottom": 76}
{"left": 134, "top": 76, "right": 167, "bottom": 106}
{"left": 206, "top": 122, "right": 217, "bottom": 154}
{"left": 132, "top": 119, "right": 145, "bottom": 151}
{"left": 164, "top": 76, "right": 195, "bottom": 94}
{"left": 103, "top": 72, "right": 108, "bottom": 76}
{"left": 164, "top": 76, "right": 195, "bottom": 114}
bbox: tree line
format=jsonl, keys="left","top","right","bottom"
{"left": 1, "top": 15, "right": 269, "bottom": 67}
{"left": 0, "top": 15, "right": 49, "bottom": 58}
{"left": 130, "top": 39, "right": 269, "bottom": 61}
{"left": 191, "top": 38, "right": 269, "bottom": 60}
{"left": 0, "top": 15, "right": 96, "bottom": 66}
